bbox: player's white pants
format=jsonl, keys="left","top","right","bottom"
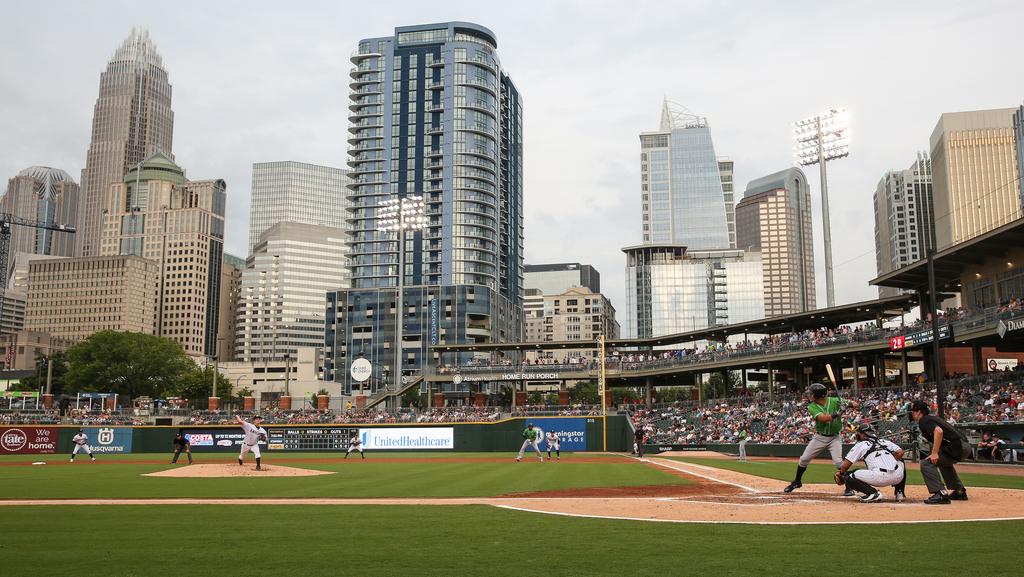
{"left": 851, "top": 466, "right": 903, "bottom": 488}
{"left": 239, "top": 443, "right": 261, "bottom": 459}
{"left": 73, "top": 444, "right": 92, "bottom": 454}
{"left": 738, "top": 439, "right": 748, "bottom": 459}
{"left": 797, "top": 433, "right": 843, "bottom": 468}
{"left": 518, "top": 439, "right": 542, "bottom": 460}
{"left": 347, "top": 446, "right": 363, "bottom": 454}
{"left": 547, "top": 443, "right": 560, "bottom": 453}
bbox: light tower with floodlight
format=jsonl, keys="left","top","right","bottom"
{"left": 376, "top": 195, "right": 426, "bottom": 400}
{"left": 792, "top": 108, "right": 849, "bottom": 308}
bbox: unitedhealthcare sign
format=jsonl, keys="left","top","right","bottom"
{"left": 360, "top": 428, "right": 454, "bottom": 450}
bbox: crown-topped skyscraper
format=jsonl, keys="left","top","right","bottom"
{"left": 77, "top": 28, "right": 174, "bottom": 257}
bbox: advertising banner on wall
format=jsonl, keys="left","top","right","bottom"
{"left": 183, "top": 428, "right": 266, "bottom": 452}
{"left": 358, "top": 427, "right": 454, "bottom": 450}
{"left": 0, "top": 427, "right": 57, "bottom": 454}
{"left": 528, "top": 418, "right": 588, "bottom": 452}
{"left": 82, "top": 427, "right": 133, "bottom": 454}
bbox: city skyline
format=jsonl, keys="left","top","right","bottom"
{"left": 2, "top": 1, "right": 1023, "bottom": 316}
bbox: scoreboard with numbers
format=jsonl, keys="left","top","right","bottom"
{"left": 267, "top": 427, "right": 359, "bottom": 451}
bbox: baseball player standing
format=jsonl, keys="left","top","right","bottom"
{"left": 784, "top": 383, "right": 853, "bottom": 495}
{"left": 737, "top": 424, "right": 750, "bottom": 461}
{"left": 633, "top": 425, "right": 647, "bottom": 458}
{"left": 516, "top": 423, "right": 543, "bottom": 462}
{"left": 235, "top": 415, "right": 267, "bottom": 470}
{"left": 545, "top": 430, "right": 561, "bottom": 461}
{"left": 171, "top": 432, "right": 193, "bottom": 465}
{"left": 69, "top": 429, "right": 96, "bottom": 462}
{"left": 345, "top": 434, "right": 365, "bottom": 459}
{"left": 834, "top": 424, "right": 905, "bottom": 503}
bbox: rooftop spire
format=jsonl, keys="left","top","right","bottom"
{"left": 111, "top": 27, "right": 164, "bottom": 69}
{"left": 660, "top": 98, "right": 708, "bottom": 130}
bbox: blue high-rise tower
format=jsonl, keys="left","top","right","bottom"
{"left": 327, "top": 22, "right": 524, "bottom": 399}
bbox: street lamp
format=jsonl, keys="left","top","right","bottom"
{"left": 792, "top": 108, "right": 850, "bottom": 308}
{"left": 376, "top": 195, "right": 426, "bottom": 405}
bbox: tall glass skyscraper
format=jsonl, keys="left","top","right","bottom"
{"left": 248, "top": 161, "right": 351, "bottom": 254}
{"left": 327, "top": 22, "right": 524, "bottom": 395}
{"left": 78, "top": 28, "right": 174, "bottom": 257}
{"left": 2, "top": 167, "right": 79, "bottom": 263}
{"left": 873, "top": 154, "right": 934, "bottom": 297}
{"left": 640, "top": 100, "right": 731, "bottom": 249}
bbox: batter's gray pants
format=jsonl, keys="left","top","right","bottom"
{"left": 797, "top": 433, "right": 843, "bottom": 468}
{"left": 738, "top": 439, "right": 749, "bottom": 460}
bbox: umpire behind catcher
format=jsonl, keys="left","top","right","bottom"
{"left": 909, "top": 400, "right": 970, "bottom": 505}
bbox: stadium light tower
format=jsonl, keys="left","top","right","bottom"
{"left": 377, "top": 195, "right": 426, "bottom": 404}
{"left": 793, "top": 108, "right": 850, "bottom": 308}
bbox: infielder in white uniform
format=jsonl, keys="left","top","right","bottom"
{"left": 835, "top": 423, "right": 906, "bottom": 503}
{"left": 69, "top": 429, "right": 96, "bottom": 462}
{"left": 235, "top": 415, "right": 267, "bottom": 470}
{"left": 545, "top": 431, "right": 560, "bottom": 461}
{"left": 345, "top": 434, "right": 365, "bottom": 459}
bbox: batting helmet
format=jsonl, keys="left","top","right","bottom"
{"left": 809, "top": 383, "right": 827, "bottom": 399}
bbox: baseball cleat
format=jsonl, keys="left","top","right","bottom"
{"left": 783, "top": 481, "right": 801, "bottom": 493}
{"left": 949, "top": 489, "right": 968, "bottom": 501}
{"left": 515, "top": 458, "right": 521, "bottom": 462}
{"left": 894, "top": 490, "right": 906, "bottom": 502}
{"left": 860, "top": 492, "right": 882, "bottom": 503}
{"left": 842, "top": 489, "right": 856, "bottom": 497}
{"left": 923, "top": 492, "right": 951, "bottom": 505}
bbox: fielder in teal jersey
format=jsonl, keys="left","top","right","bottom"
{"left": 516, "top": 423, "right": 544, "bottom": 462}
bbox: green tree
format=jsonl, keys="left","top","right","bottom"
{"left": 63, "top": 331, "right": 196, "bottom": 398}
{"left": 170, "top": 365, "right": 232, "bottom": 401}
{"left": 702, "top": 371, "right": 742, "bottom": 399}
{"left": 569, "top": 380, "right": 600, "bottom": 404}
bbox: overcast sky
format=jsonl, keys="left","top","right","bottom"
{"left": 2, "top": 0, "right": 1022, "bottom": 317}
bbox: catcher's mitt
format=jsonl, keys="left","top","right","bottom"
{"left": 833, "top": 470, "right": 846, "bottom": 486}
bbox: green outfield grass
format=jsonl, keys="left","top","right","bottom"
{"left": 0, "top": 452, "right": 688, "bottom": 499}
{"left": 665, "top": 456, "right": 1024, "bottom": 490}
{"left": 1, "top": 505, "right": 1019, "bottom": 577}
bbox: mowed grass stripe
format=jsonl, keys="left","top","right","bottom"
{"left": 665, "top": 457, "right": 1024, "bottom": 490}
{"left": 0, "top": 455, "right": 689, "bottom": 499}
{"left": 0, "top": 505, "right": 1019, "bottom": 577}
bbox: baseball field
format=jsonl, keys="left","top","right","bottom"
{"left": 1, "top": 451, "right": 1022, "bottom": 577}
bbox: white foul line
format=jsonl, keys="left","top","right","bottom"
{"left": 640, "top": 457, "right": 760, "bottom": 493}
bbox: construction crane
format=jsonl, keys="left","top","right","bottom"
{"left": 0, "top": 212, "right": 76, "bottom": 295}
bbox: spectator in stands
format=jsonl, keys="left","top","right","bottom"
{"left": 977, "top": 432, "right": 997, "bottom": 460}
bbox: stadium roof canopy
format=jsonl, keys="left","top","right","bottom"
{"left": 871, "top": 219, "right": 1024, "bottom": 293}
{"left": 431, "top": 294, "right": 917, "bottom": 353}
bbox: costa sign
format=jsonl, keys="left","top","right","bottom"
{"left": 0, "top": 427, "right": 57, "bottom": 454}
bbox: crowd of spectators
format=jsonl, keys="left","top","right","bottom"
{"left": 180, "top": 406, "right": 502, "bottom": 425}
{"left": 630, "top": 372, "right": 1024, "bottom": 447}
{"left": 511, "top": 404, "right": 601, "bottom": 417}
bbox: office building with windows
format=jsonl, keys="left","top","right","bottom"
{"left": 873, "top": 154, "right": 935, "bottom": 297}
{"left": 78, "top": 28, "right": 174, "bottom": 257}
{"left": 237, "top": 222, "right": 349, "bottom": 363}
{"left": 248, "top": 161, "right": 351, "bottom": 254}
{"left": 217, "top": 253, "right": 244, "bottom": 362}
{"left": 99, "top": 152, "right": 225, "bottom": 358}
{"left": 524, "top": 263, "right": 600, "bottom": 295}
{"left": 736, "top": 167, "right": 816, "bottom": 315}
{"left": 523, "top": 286, "right": 619, "bottom": 362}
{"left": 2, "top": 167, "right": 79, "bottom": 264}
{"left": 326, "top": 22, "right": 524, "bottom": 395}
{"left": 1015, "top": 104, "right": 1024, "bottom": 207}
{"left": 623, "top": 244, "right": 763, "bottom": 339}
{"left": 640, "top": 100, "right": 731, "bottom": 248}
{"left": 718, "top": 158, "right": 736, "bottom": 248}
{"left": 930, "top": 108, "right": 1021, "bottom": 249}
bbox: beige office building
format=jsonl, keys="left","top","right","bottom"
{"left": 0, "top": 331, "right": 76, "bottom": 371}
{"left": 930, "top": 108, "right": 1021, "bottom": 250}
{"left": 24, "top": 255, "right": 158, "bottom": 341}
{"left": 100, "top": 152, "right": 225, "bottom": 358}
{"left": 217, "top": 254, "right": 244, "bottom": 362}
{"left": 523, "top": 287, "right": 619, "bottom": 362}
{"left": 78, "top": 28, "right": 174, "bottom": 258}
{"left": 736, "top": 168, "right": 816, "bottom": 316}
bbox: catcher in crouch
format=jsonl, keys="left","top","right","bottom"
{"left": 834, "top": 423, "right": 908, "bottom": 503}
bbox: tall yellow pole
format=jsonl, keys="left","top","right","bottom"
{"left": 600, "top": 334, "right": 607, "bottom": 451}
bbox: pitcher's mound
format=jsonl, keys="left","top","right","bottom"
{"left": 144, "top": 464, "right": 334, "bottom": 478}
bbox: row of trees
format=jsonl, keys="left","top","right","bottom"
{"left": 15, "top": 331, "right": 232, "bottom": 401}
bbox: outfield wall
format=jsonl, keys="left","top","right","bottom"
{"left": 0, "top": 416, "right": 632, "bottom": 455}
